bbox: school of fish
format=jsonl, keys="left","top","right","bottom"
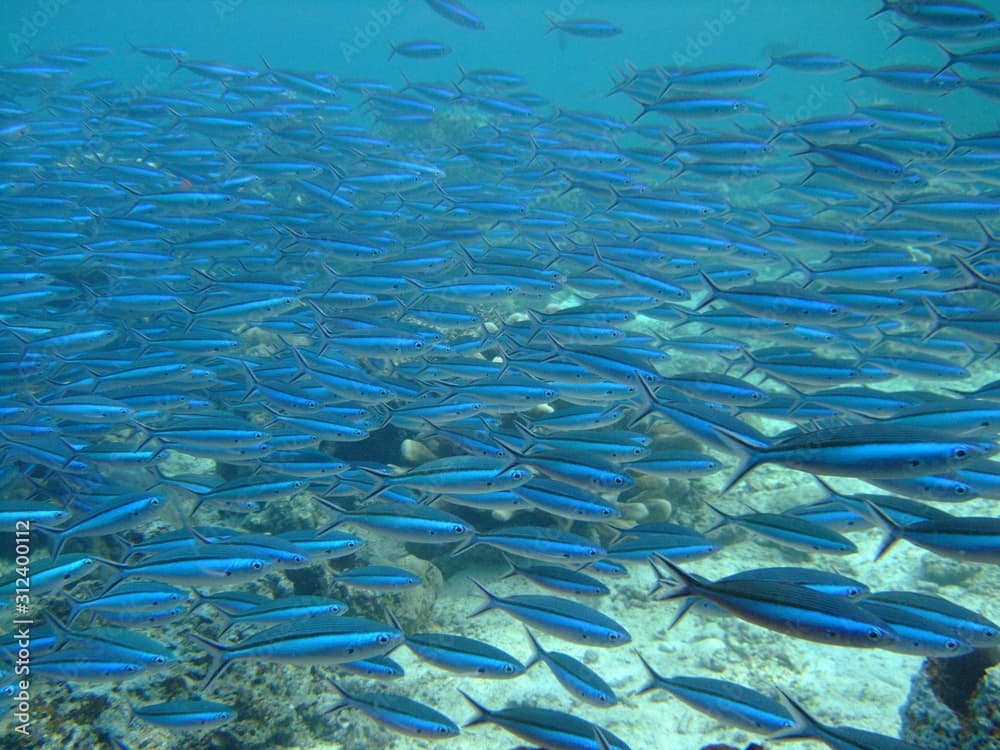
{"left": 1, "top": 0, "right": 1000, "bottom": 749}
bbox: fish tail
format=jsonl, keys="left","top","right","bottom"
{"left": 466, "top": 577, "right": 497, "bottom": 617}
{"left": 497, "top": 554, "right": 520, "bottom": 581}
{"left": 633, "top": 650, "right": 667, "bottom": 694}
{"left": 314, "top": 497, "right": 347, "bottom": 534}
{"left": 862, "top": 499, "right": 903, "bottom": 561}
{"left": 384, "top": 608, "right": 406, "bottom": 640}
{"left": 189, "top": 632, "right": 233, "bottom": 689}
{"left": 457, "top": 689, "right": 491, "bottom": 727}
{"left": 60, "top": 591, "right": 85, "bottom": 627}
{"left": 718, "top": 446, "right": 766, "bottom": 495}
{"left": 32, "top": 525, "right": 65, "bottom": 557}
{"left": 931, "top": 44, "right": 958, "bottom": 79}
{"left": 701, "top": 501, "right": 732, "bottom": 533}
{"left": 772, "top": 689, "right": 823, "bottom": 741}
{"left": 694, "top": 271, "right": 719, "bottom": 311}
{"left": 40, "top": 609, "right": 73, "bottom": 645}
{"left": 314, "top": 668, "right": 350, "bottom": 704}
{"left": 649, "top": 553, "right": 697, "bottom": 600}
{"left": 522, "top": 626, "right": 544, "bottom": 668}
{"left": 885, "top": 21, "right": 908, "bottom": 49}
{"left": 449, "top": 533, "right": 479, "bottom": 557}
{"left": 919, "top": 295, "right": 946, "bottom": 342}
{"left": 664, "top": 597, "right": 699, "bottom": 630}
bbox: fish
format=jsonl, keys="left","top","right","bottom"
{"left": 5, "top": 13, "right": 1000, "bottom": 748}
{"left": 524, "top": 628, "right": 617, "bottom": 707}
{"left": 772, "top": 690, "right": 923, "bottom": 750}
{"left": 468, "top": 578, "right": 631, "bottom": 646}
{"left": 544, "top": 16, "right": 622, "bottom": 37}
{"left": 425, "top": 0, "right": 485, "bottom": 30}
{"left": 130, "top": 699, "right": 237, "bottom": 731}
{"left": 319, "top": 673, "right": 460, "bottom": 738}
{"left": 390, "top": 611, "right": 525, "bottom": 678}
{"left": 651, "top": 555, "right": 897, "bottom": 649}
{"left": 718, "top": 424, "right": 997, "bottom": 492}
{"left": 191, "top": 615, "right": 404, "bottom": 688}
{"left": 459, "top": 690, "right": 631, "bottom": 750}
{"left": 635, "top": 652, "right": 794, "bottom": 734}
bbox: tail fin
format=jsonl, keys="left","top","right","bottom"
{"left": 522, "top": 626, "right": 545, "bottom": 669}
{"left": 314, "top": 498, "right": 348, "bottom": 535}
{"left": 919, "top": 295, "right": 947, "bottom": 342}
{"left": 770, "top": 689, "right": 825, "bottom": 741}
{"left": 498, "top": 553, "right": 521, "bottom": 581}
{"left": 466, "top": 577, "right": 498, "bottom": 618}
{"left": 701, "top": 501, "right": 734, "bottom": 533}
{"left": 457, "top": 689, "right": 493, "bottom": 727}
{"left": 648, "top": 553, "right": 701, "bottom": 601}
{"left": 31, "top": 524, "right": 67, "bottom": 558}
{"left": 633, "top": 650, "right": 668, "bottom": 694}
{"left": 861, "top": 499, "right": 905, "bottom": 561}
{"left": 188, "top": 632, "right": 233, "bottom": 689}
{"left": 449, "top": 533, "right": 481, "bottom": 557}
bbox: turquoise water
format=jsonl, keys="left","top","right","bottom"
{"left": 1, "top": 1, "right": 1000, "bottom": 749}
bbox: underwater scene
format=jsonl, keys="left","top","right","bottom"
{"left": 2, "top": 0, "right": 1000, "bottom": 748}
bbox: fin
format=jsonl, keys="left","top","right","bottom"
{"left": 633, "top": 649, "right": 668, "bottom": 695}
{"left": 701, "top": 501, "right": 734, "bottom": 533}
{"left": 449, "top": 533, "right": 480, "bottom": 557}
{"left": 314, "top": 497, "right": 348, "bottom": 535}
{"left": 861, "top": 499, "right": 904, "bottom": 561}
{"left": 384, "top": 608, "right": 406, "bottom": 640}
{"left": 771, "top": 688, "right": 824, "bottom": 741}
{"left": 522, "top": 626, "right": 544, "bottom": 669}
{"left": 457, "top": 689, "right": 492, "bottom": 727}
{"left": 466, "top": 577, "right": 498, "bottom": 618}
{"left": 497, "top": 553, "right": 520, "bottom": 580}
{"left": 188, "top": 632, "right": 232, "bottom": 689}
{"left": 648, "top": 553, "right": 699, "bottom": 601}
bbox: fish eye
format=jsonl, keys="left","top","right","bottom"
{"left": 613, "top": 476, "right": 624, "bottom": 485}
{"left": 953, "top": 447, "right": 968, "bottom": 459}
{"left": 503, "top": 664, "right": 514, "bottom": 673}
{"left": 946, "top": 639, "right": 960, "bottom": 650}
{"left": 609, "top": 632, "right": 620, "bottom": 641}
{"left": 867, "top": 628, "right": 882, "bottom": 641}
{"left": 252, "top": 560, "right": 263, "bottom": 569}
{"left": 453, "top": 525, "right": 465, "bottom": 534}
{"left": 378, "top": 634, "right": 389, "bottom": 644}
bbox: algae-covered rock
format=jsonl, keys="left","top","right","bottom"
{"left": 901, "top": 651, "right": 1000, "bottom": 750}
